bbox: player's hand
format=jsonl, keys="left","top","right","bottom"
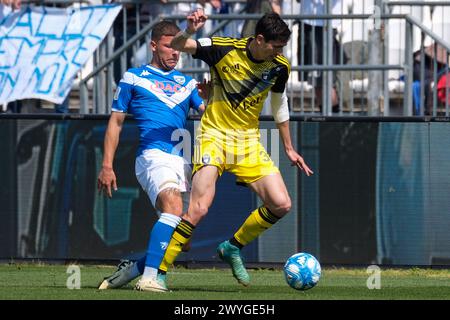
{"left": 209, "top": 0, "right": 222, "bottom": 10}
{"left": 1, "top": 0, "right": 21, "bottom": 10}
{"left": 186, "top": 8, "right": 207, "bottom": 34}
{"left": 286, "top": 149, "right": 314, "bottom": 176}
{"left": 197, "top": 79, "right": 211, "bottom": 101}
{"left": 97, "top": 166, "right": 117, "bottom": 198}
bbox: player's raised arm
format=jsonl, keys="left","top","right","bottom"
{"left": 170, "top": 8, "right": 207, "bottom": 54}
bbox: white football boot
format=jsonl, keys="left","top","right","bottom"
{"left": 134, "top": 274, "right": 169, "bottom": 292}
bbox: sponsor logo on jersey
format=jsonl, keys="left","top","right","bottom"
{"left": 241, "top": 96, "right": 262, "bottom": 110}
{"left": 222, "top": 64, "right": 241, "bottom": 74}
{"left": 140, "top": 70, "right": 151, "bottom": 77}
{"left": 150, "top": 80, "right": 186, "bottom": 94}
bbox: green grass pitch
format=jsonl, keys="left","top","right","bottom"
{"left": 0, "top": 263, "right": 449, "bottom": 300}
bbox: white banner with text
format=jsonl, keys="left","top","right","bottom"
{"left": 0, "top": 4, "right": 121, "bottom": 105}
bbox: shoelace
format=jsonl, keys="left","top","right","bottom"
{"left": 117, "top": 260, "right": 132, "bottom": 270}
{"left": 230, "top": 255, "right": 246, "bottom": 268}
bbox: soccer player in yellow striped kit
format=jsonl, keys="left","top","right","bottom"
{"left": 162, "top": 9, "right": 314, "bottom": 289}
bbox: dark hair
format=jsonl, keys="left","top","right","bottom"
{"left": 151, "top": 20, "right": 180, "bottom": 41}
{"left": 254, "top": 13, "right": 291, "bottom": 42}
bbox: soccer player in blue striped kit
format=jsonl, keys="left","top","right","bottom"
{"left": 97, "top": 20, "right": 205, "bottom": 292}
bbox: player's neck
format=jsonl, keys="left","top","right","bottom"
{"left": 149, "top": 61, "right": 172, "bottom": 72}
{"left": 247, "top": 39, "right": 264, "bottom": 63}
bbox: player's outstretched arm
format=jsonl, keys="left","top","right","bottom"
{"left": 277, "top": 121, "right": 314, "bottom": 176}
{"left": 97, "top": 112, "right": 126, "bottom": 198}
{"left": 270, "top": 91, "right": 313, "bottom": 176}
{"left": 170, "top": 8, "right": 207, "bottom": 54}
{"left": 197, "top": 79, "right": 211, "bottom": 103}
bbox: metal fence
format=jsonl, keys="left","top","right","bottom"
{"left": 8, "top": 0, "right": 450, "bottom": 116}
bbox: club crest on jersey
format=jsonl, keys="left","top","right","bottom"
{"left": 202, "top": 154, "right": 211, "bottom": 164}
{"left": 174, "top": 75, "right": 185, "bottom": 85}
{"left": 262, "top": 70, "right": 270, "bottom": 81}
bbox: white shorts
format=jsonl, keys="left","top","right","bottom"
{"left": 135, "top": 149, "right": 191, "bottom": 209}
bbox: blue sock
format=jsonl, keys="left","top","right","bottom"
{"left": 144, "top": 213, "right": 181, "bottom": 270}
{"left": 136, "top": 256, "right": 146, "bottom": 274}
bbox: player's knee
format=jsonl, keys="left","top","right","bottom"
{"left": 158, "top": 200, "right": 183, "bottom": 215}
{"left": 271, "top": 197, "right": 291, "bottom": 217}
{"left": 280, "top": 199, "right": 292, "bottom": 215}
{"left": 164, "top": 204, "right": 183, "bottom": 215}
{"left": 188, "top": 201, "right": 209, "bottom": 224}
{"left": 157, "top": 188, "right": 183, "bottom": 214}
{"left": 195, "top": 203, "right": 209, "bottom": 218}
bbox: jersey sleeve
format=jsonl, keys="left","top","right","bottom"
{"left": 111, "top": 71, "right": 134, "bottom": 113}
{"left": 190, "top": 86, "right": 204, "bottom": 111}
{"left": 271, "top": 64, "right": 290, "bottom": 93}
{"left": 192, "top": 37, "right": 232, "bottom": 66}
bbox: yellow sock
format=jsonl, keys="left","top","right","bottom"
{"left": 233, "top": 206, "right": 280, "bottom": 246}
{"left": 159, "top": 219, "right": 194, "bottom": 272}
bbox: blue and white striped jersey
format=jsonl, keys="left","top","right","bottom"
{"left": 112, "top": 64, "right": 203, "bottom": 156}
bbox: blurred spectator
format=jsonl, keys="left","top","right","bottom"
{"left": 112, "top": 1, "right": 141, "bottom": 82}
{"left": 297, "top": 0, "right": 346, "bottom": 112}
{"left": 241, "top": 0, "right": 280, "bottom": 38}
{"left": 338, "top": 0, "right": 375, "bottom": 111}
{"left": 200, "top": 0, "right": 230, "bottom": 37}
{"left": 437, "top": 71, "right": 450, "bottom": 107}
{"left": 0, "top": 0, "right": 21, "bottom": 10}
{"left": 412, "top": 43, "right": 449, "bottom": 115}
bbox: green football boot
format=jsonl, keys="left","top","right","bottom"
{"left": 217, "top": 240, "right": 250, "bottom": 286}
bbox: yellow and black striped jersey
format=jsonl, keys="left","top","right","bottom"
{"left": 193, "top": 36, "right": 290, "bottom": 138}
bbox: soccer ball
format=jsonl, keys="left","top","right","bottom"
{"left": 283, "top": 252, "right": 321, "bottom": 290}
